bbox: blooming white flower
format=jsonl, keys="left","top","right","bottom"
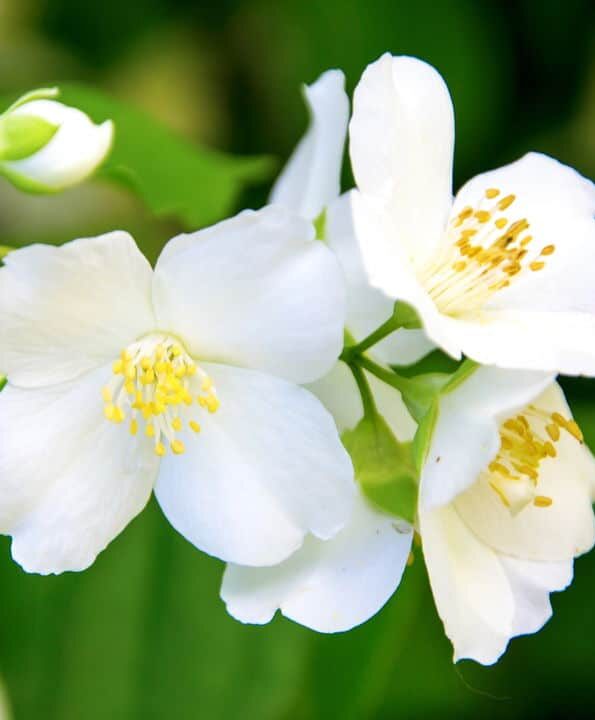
{"left": 0, "top": 88, "right": 113, "bottom": 193}
{"left": 221, "top": 367, "right": 415, "bottom": 632}
{"left": 221, "top": 69, "right": 420, "bottom": 632}
{"left": 0, "top": 205, "right": 355, "bottom": 574}
{"left": 420, "top": 367, "right": 595, "bottom": 664}
{"left": 349, "top": 54, "right": 595, "bottom": 374}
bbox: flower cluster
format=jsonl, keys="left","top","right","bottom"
{"left": 1, "top": 55, "right": 594, "bottom": 667}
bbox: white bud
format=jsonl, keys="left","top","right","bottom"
{"left": 0, "top": 88, "right": 114, "bottom": 193}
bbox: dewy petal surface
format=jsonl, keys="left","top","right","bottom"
{"left": 0, "top": 364, "right": 159, "bottom": 574}
{"left": 421, "top": 367, "right": 554, "bottom": 510}
{"left": 0, "top": 231, "right": 155, "bottom": 388}
{"left": 269, "top": 70, "right": 349, "bottom": 220}
{"left": 152, "top": 206, "right": 345, "bottom": 385}
{"left": 155, "top": 362, "right": 355, "bottom": 567}
{"left": 221, "top": 492, "right": 412, "bottom": 632}
{"left": 454, "top": 383, "right": 595, "bottom": 562}
{"left": 349, "top": 54, "right": 454, "bottom": 265}
{"left": 2, "top": 99, "right": 113, "bottom": 190}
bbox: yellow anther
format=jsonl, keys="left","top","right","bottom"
{"left": 145, "top": 423, "right": 155, "bottom": 438}
{"left": 155, "top": 442, "right": 167, "bottom": 457}
{"left": 189, "top": 420, "right": 201, "bottom": 433}
{"left": 452, "top": 261, "right": 467, "bottom": 272}
{"left": 174, "top": 366, "right": 186, "bottom": 378}
{"left": 101, "top": 386, "right": 112, "bottom": 403}
{"left": 546, "top": 423, "right": 560, "bottom": 442}
{"left": 489, "top": 482, "right": 511, "bottom": 508}
{"left": 457, "top": 206, "right": 473, "bottom": 221}
{"left": 125, "top": 364, "right": 136, "bottom": 380}
{"left": 129, "top": 419, "right": 138, "bottom": 436}
{"left": 205, "top": 394, "right": 220, "bottom": 413}
{"left": 155, "top": 345, "right": 165, "bottom": 361}
{"left": 201, "top": 376, "right": 213, "bottom": 392}
{"left": 540, "top": 245, "right": 555, "bottom": 256}
{"left": 104, "top": 404, "right": 117, "bottom": 421}
{"left": 141, "top": 369, "right": 155, "bottom": 385}
{"left": 533, "top": 495, "right": 553, "bottom": 508}
{"left": 141, "top": 357, "right": 151, "bottom": 371}
{"left": 172, "top": 344, "right": 182, "bottom": 357}
{"left": 552, "top": 412, "right": 566, "bottom": 427}
{"left": 566, "top": 420, "right": 584, "bottom": 443}
{"left": 171, "top": 440, "right": 185, "bottom": 455}
{"left": 544, "top": 441, "right": 557, "bottom": 458}
{"left": 112, "top": 406, "right": 125, "bottom": 423}
{"left": 474, "top": 210, "right": 491, "bottom": 223}
{"left": 494, "top": 217, "right": 508, "bottom": 229}
{"left": 125, "top": 381, "right": 135, "bottom": 395}
{"left": 112, "top": 359, "right": 124, "bottom": 374}
{"left": 520, "top": 235, "right": 533, "bottom": 247}
{"left": 186, "top": 364, "right": 197, "bottom": 376}
{"left": 172, "top": 417, "right": 183, "bottom": 431}
{"left": 498, "top": 194, "right": 516, "bottom": 210}
{"left": 485, "top": 188, "right": 500, "bottom": 199}
{"left": 529, "top": 261, "right": 545, "bottom": 272}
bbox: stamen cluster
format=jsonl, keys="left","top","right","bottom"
{"left": 421, "top": 188, "right": 555, "bottom": 316}
{"left": 485, "top": 405, "right": 583, "bottom": 514}
{"left": 102, "top": 335, "right": 219, "bottom": 457}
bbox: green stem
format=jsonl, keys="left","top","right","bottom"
{"left": 342, "top": 312, "right": 401, "bottom": 360}
{"left": 347, "top": 361, "right": 377, "bottom": 418}
{"left": 353, "top": 355, "right": 419, "bottom": 397}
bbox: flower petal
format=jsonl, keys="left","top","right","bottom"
{"left": 327, "top": 192, "right": 434, "bottom": 365}
{"left": 501, "top": 556, "right": 573, "bottom": 637}
{"left": 0, "top": 231, "right": 155, "bottom": 388}
{"left": 269, "top": 70, "right": 349, "bottom": 220}
{"left": 221, "top": 493, "right": 412, "bottom": 632}
{"left": 0, "top": 365, "right": 159, "bottom": 573}
{"left": 454, "top": 383, "right": 595, "bottom": 562}
{"left": 350, "top": 54, "right": 454, "bottom": 264}
{"left": 420, "top": 503, "right": 514, "bottom": 665}
{"left": 154, "top": 363, "right": 355, "bottom": 566}
{"left": 152, "top": 206, "right": 345, "bottom": 385}
{"left": 2, "top": 99, "right": 113, "bottom": 191}
{"left": 421, "top": 367, "right": 554, "bottom": 510}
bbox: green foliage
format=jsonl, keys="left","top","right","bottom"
{"left": 57, "top": 84, "right": 276, "bottom": 229}
{"left": 0, "top": 114, "right": 58, "bottom": 162}
{"left": 343, "top": 410, "right": 418, "bottom": 523}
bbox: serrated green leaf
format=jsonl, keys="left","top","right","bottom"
{"left": 56, "top": 84, "right": 276, "bottom": 229}
{"left": 0, "top": 114, "right": 58, "bottom": 162}
{"left": 342, "top": 411, "right": 418, "bottom": 523}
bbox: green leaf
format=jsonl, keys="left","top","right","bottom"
{"left": 57, "top": 83, "right": 276, "bottom": 228}
{"left": 342, "top": 410, "right": 418, "bottom": 523}
{"left": 0, "top": 114, "right": 58, "bottom": 162}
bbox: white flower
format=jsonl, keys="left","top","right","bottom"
{"left": 420, "top": 366, "right": 595, "bottom": 664}
{"left": 221, "top": 70, "right": 420, "bottom": 632}
{"left": 349, "top": 54, "right": 595, "bottom": 374}
{"left": 0, "top": 205, "right": 355, "bottom": 574}
{"left": 0, "top": 88, "right": 113, "bottom": 193}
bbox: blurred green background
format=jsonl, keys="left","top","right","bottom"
{"left": 1, "top": 0, "right": 594, "bottom": 717}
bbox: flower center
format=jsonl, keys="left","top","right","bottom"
{"left": 484, "top": 404, "right": 583, "bottom": 514}
{"left": 419, "top": 188, "right": 554, "bottom": 316}
{"left": 102, "top": 334, "right": 219, "bottom": 457}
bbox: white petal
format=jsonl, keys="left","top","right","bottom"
{"left": 420, "top": 503, "right": 514, "bottom": 665}
{"left": 327, "top": 192, "right": 434, "bottom": 365}
{"left": 350, "top": 54, "right": 454, "bottom": 265}
{"left": 0, "top": 365, "right": 159, "bottom": 574}
{"left": 454, "top": 383, "right": 595, "bottom": 562}
{"left": 425, "top": 153, "right": 595, "bottom": 373}
{"left": 3, "top": 99, "right": 113, "bottom": 191}
{"left": 221, "top": 493, "right": 412, "bottom": 632}
{"left": 0, "top": 232, "right": 155, "bottom": 388}
{"left": 269, "top": 70, "right": 349, "bottom": 220}
{"left": 501, "top": 556, "right": 573, "bottom": 637}
{"left": 155, "top": 363, "right": 355, "bottom": 566}
{"left": 153, "top": 206, "right": 345, "bottom": 385}
{"left": 428, "top": 309, "right": 595, "bottom": 376}
{"left": 421, "top": 367, "right": 553, "bottom": 510}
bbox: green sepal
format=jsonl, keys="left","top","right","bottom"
{"left": 0, "top": 164, "right": 57, "bottom": 194}
{"left": 411, "top": 398, "right": 439, "bottom": 473}
{"left": 439, "top": 357, "right": 479, "bottom": 395}
{"left": 0, "top": 113, "right": 59, "bottom": 162}
{"left": 4, "top": 87, "right": 59, "bottom": 114}
{"left": 0, "top": 245, "right": 14, "bottom": 260}
{"left": 342, "top": 410, "right": 418, "bottom": 523}
{"left": 313, "top": 208, "right": 327, "bottom": 241}
{"left": 392, "top": 301, "right": 422, "bottom": 330}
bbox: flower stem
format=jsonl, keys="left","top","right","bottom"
{"left": 347, "top": 361, "right": 377, "bottom": 418}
